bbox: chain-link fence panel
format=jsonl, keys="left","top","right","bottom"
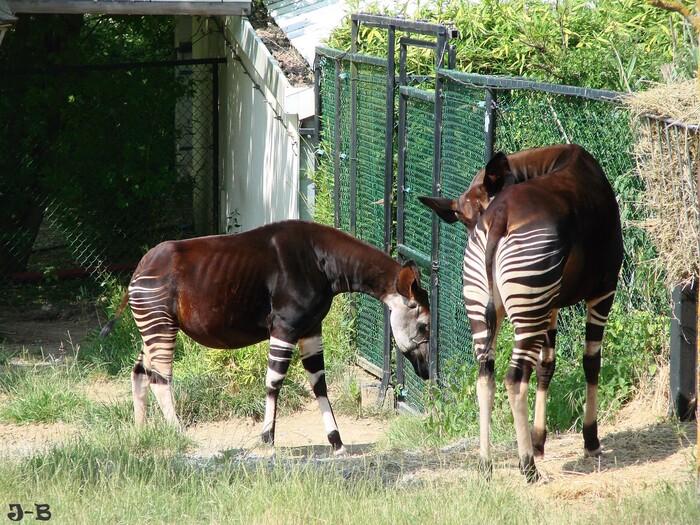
{"left": 353, "top": 61, "right": 390, "bottom": 375}
{"left": 316, "top": 36, "right": 670, "bottom": 411}
{"left": 0, "top": 60, "right": 219, "bottom": 284}
{"left": 437, "top": 82, "right": 488, "bottom": 380}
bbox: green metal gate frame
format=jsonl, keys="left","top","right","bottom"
{"left": 315, "top": 14, "right": 667, "bottom": 410}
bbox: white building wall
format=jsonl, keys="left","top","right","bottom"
{"left": 181, "top": 15, "right": 315, "bottom": 233}
{"left": 220, "top": 18, "right": 300, "bottom": 232}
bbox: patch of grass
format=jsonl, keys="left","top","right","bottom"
{"left": 376, "top": 413, "right": 449, "bottom": 450}
{"left": 81, "top": 398, "right": 135, "bottom": 427}
{"left": 419, "top": 306, "right": 669, "bottom": 442}
{"left": 0, "top": 434, "right": 695, "bottom": 525}
{"left": 0, "top": 365, "right": 93, "bottom": 424}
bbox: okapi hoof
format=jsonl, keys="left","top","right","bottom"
{"left": 478, "top": 458, "right": 493, "bottom": 481}
{"left": 519, "top": 455, "right": 541, "bottom": 484}
{"left": 262, "top": 430, "right": 275, "bottom": 445}
{"left": 584, "top": 445, "right": 602, "bottom": 458}
{"left": 328, "top": 431, "right": 346, "bottom": 456}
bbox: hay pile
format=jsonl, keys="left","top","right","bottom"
{"left": 627, "top": 80, "right": 700, "bottom": 287}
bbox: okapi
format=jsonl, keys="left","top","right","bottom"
{"left": 419, "top": 144, "right": 623, "bottom": 482}
{"left": 101, "top": 220, "right": 431, "bottom": 454}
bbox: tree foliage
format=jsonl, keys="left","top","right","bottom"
{"left": 0, "top": 15, "right": 182, "bottom": 273}
{"left": 328, "top": 0, "right": 696, "bottom": 91}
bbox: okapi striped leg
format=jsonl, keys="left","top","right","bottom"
{"left": 262, "top": 337, "right": 295, "bottom": 446}
{"left": 532, "top": 309, "right": 558, "bottom": 458}
{"left": 132, "top": 348, "right": 151, "bottom": 426}
{"left": 471, "top": 308, "right": 503, "bottom": 479}
{"left": 131, "top": 343, "right": 180, "bottom": 428}
{"left": 299, "top": 334, "right": 345, "bottom": 455}
{"left": 505, "top": 332, "right": 546, "bottom": 483}
{"left": 129, "top": 275, "right": 180, "bottom": 428}
{"left": 583, "top": 291, "right": 615, "bottom": 457}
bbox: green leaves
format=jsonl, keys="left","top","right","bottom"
{"left": 330, "top": 0, "right": 692, "bottom": 90}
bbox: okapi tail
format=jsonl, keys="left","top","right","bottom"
{"left": 100, "top": 291, "right": 130, "bottom": 339}
{"left": 482, "top": 206, "right": 508, "bottom": 354}
{"left": 483, "top": 299, "right": 498, "bottom": 354}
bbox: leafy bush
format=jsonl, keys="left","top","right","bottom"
{"left": 328, "top": 0, "right": 695, "bottom": 90}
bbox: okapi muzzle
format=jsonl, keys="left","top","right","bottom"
{"left": 387, "top": 261, "right": 431, "bottom": 380}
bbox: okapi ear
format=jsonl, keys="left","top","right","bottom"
{"left": 396, "top": 260, "right": 421, "bottom": 307}
{"left": 417, "top": 196, "right": 460, "bottom": 224}
{"left": 483, "top": 152, "right": 510, "bottom": 197}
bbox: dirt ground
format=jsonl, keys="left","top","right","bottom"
{"left": 0, "top": 298, "right": 695, "bottom": 504}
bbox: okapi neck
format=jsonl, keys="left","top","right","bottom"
{"left": 317, "top": 241, "right": 400, "bottom": 301}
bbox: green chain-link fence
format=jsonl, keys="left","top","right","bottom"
{"left": 316, "top": 15, "right": 669, "bottom": 410}
{"left": 0, "top": 59, "right": 221, "bottom": 283}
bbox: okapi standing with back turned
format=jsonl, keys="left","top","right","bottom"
{"left": 419, "top": 144, "right": 623, "bottom": 482}
{"left": 101, "top": 220, "right": 431, "bottom": 454}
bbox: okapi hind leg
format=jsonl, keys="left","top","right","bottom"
{"left": 583, "top": 291, "right": 616, "bottom": 457}
{"left": 261, "top": 337, "right": 295, "bottom": 446}
{"left": 299, "top": 333, "right": 345, "bottom": 455}
{"left": 505, "top": 333, "right": 546, "bottom": 484}
{"left": 132, "top": 348, "right": 150, "bottom": 426}
{"left": 532, "top": 309, "right": 559, "bottom": 458}
{"left": 131, "top": 339, "right": 181, "bottom": 430}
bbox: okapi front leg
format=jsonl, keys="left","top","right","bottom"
{"left": 262, "top": 337, "right": 295, "bottom": 445}
{"left": 299, "top": 334, "right": 345, "bottom": 455}
{"left": 583, "top": 292, "right": 615, "bottom": 457}
{"left": 532, "top": 309, "right": 558, "bottom": 458}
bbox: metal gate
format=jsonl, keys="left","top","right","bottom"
{"left": 315, "top": 14, "right": 667, "bottom": 409}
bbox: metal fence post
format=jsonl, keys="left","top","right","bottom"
{"left": 484, "top": 88, "right": 496, "bottom": 163}
{"left": 394, "top": 38, "right": 409, "bottom": 396}
{"left": 349, "top": 19, "right": 359, "bottom": 237}
{"left": 379, "top": 26, "right": 397, "bottom": 405}
{"left": 333, "top": 59, "right": 342, "bottom": 228}
{"left": 212, "top": 62, "right": 220, "bottom": 234}
{"left": 670, "top": 282, "right": 698, "bottom": 421}
{"left": 428, "top": 29, "right": 448, "bottom": 383}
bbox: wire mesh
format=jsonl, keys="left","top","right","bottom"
{"left": 317, "top": 47, "right": 671, "bottom": 412}
{"left": 437, "top": 82, "right": 487, "bottom": 379}
{"left": 353, "top": 61, "right": 390, "bottom": 374}
{"left": 0, "top": 61, "right": 218, "bottom": 283}
{"left": 401, "top": 93, "right": 435, "bottom": 407}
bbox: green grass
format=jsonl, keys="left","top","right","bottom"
{"left": 0, "top": 428, "right": 695, "bottom": 525}
{"left": 0, "top": 365, "right": 94, "bottom": 424}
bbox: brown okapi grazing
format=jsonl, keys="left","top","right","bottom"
{"left": 101, "top": 220, "right": 431, "bottom": 454}
{"left": 419, "top": 144, "right": 623, "bottom": 482}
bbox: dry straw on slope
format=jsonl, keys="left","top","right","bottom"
{"left": 627, "top": 80, "right": 700, "bottom": 288}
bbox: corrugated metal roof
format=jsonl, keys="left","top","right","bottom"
{"left": 263, "top": 0, "right": 347, "bottom": 66}
{"left": 262, "top": 0, "right": 421, "bottom": 66}
{"left": 6, "top": 1, "right": 251, "bottom": 16}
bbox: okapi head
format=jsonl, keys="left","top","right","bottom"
{"left": 418, "top": 152, "right": 512, "bottom": 232}
{"left": 388, "top": 261, "right": 430, "bottom": 380}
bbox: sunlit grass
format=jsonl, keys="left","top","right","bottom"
{"left": 0, "top": 428, "right": 695, "bottom": 525}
